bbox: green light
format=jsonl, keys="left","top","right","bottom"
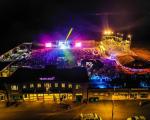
{"left": 63, "top": 49, "right": 75, "bottom": 65}
{"left": 65, "top": 28, "right": 73, "bottom": 42}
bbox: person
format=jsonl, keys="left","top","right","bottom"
{"left": 139, "top": 101, "right": 142, "bottom": 106}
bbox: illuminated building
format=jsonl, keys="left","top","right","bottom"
{"left": 2, "top": 67, "right": 88, "bottom": 102}
{"left": 99, "top": 30, "right": 132, "bottom": 56}
{"left": 0, "top": 31, "right": 150, "bottom": 102}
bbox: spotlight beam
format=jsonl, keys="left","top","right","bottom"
{"left": 65, "top": 28, "right": 73, "bottom": 42}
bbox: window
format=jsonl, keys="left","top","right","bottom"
{"left": 68, "top": 84, "right": 72, "bottom": 88}
{"left": 11, "top": 85, "right": 18, "bottom": 90}
{"left": 61, "top": 83, "right": 65, "bottom": 88}
{"left": 37, "top": 83, "right": 41, "bottom": 88}
{"left": 1, "top": 96, "right": 4, "bottom": 100}
{"left": 23, "top": 85, "right": 26, "bottom": 89}
{"left": 24, "top": 94, "right": 27, "bottom": 98}
{"left": 55, "top": 83, "right": 58, "bottom": 88}
{"left": 44, "top": 83, "right": 48, "bottom": 87}
{"left": 75, "top": 84, "right": 80, "bottom": 89}
{"left": 44, "top": 83, "right": 51, "bottom": 88}
{"left": 94, "top": 93, "right": 98, "bottom": 96}
{"left": 140, "top": 93, "right": 148, "bottom": 98}
{"left": 30, "top": 83, "right": 34, "bottom": 88}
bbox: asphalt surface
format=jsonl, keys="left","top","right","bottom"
{"left": 0, "top": 101, "right": 150, "bottom": 120}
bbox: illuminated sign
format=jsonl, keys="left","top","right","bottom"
{"left": 40, "top": 77, "right": 55, "bottom": 80}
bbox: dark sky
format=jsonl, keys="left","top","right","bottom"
{"left": 0, "top": 0, "right": 150, "bottom": 54}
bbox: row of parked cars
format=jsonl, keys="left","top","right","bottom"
{"left": 79, "top": 113, "right": 146, "bottom": 120}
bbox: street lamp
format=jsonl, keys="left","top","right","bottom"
{"left": 112, "top": 87, "right": 115, "bottom": 120}
{"left": 127, "top": 34, "right": 132, "bottom": 49}
{"left": 112, "top": 100, "right": 114, "bottom": 120}
{"left": 127, "top": 34, "right": 132, "bottom": 41}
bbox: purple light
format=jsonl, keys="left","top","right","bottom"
{"left": 107, "top": 54, "right": 116, "bottom": 60}
{"left": 75, "top": 42, "right": 82, "bottom": 47}
{"left": 40, "top": 77, "right": 55, "bottom": 80}
{"left": 45, "top": 43, "right": 52, "bottom": 48}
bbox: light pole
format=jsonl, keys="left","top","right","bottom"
{"left": 112, "top": 87, "right": 115, "bottom": 120}
{"left": 112, "top": 99, "right": 114, "bottom": 120}
{"left": 127, "top": 34, "right": 132, "bottom": 49}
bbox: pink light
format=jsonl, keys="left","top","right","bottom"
{"left": 75, "top": 42, "right": 82, "bottom": 47}
{"left": 45, "top": 43, "right": 52, "bottom": 48}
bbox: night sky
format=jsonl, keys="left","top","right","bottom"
{"left": 0, "top": 0, "right": 150, "bottom": 54}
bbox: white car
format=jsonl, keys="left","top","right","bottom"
{"left": 127, "top": 115, "right": 146, "bottom": 120}
{"left": 80, "top": 113, "right": 102, "bottom": 120}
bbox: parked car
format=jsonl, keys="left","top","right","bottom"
{"left": 59, "top": 103, "right": 71, "bottom": 110}
{"left": 127, "top": 115, "right": 146, "bottom": 120}
{"left": 79, "top": 113, "right": 102, "bottom": 120}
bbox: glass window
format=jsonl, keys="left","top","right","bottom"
{"left": 44, "top": 83, "right": 49, "bottom": 87}
{"left": 140, "top": 94, "right": 148, "bottom": 98}
{"left": 23, "top": 85, "right": 26, "bottom": 89}
{"left": 55, "top": 83, "right": 58, "bottom": 88}
{"left": 61, "top": 83, "right": 65, "bottom": 88}
{"left": 68, "top": 84, "right": 72, "bottom": 88}
{"left": 37, "top": 83, "right": 41, "bottom": 88}
{"left": 0, "top": 96, "right": 2, "bottom": 100}
{"left": 75, "top": 84, "right": 80, "bottom": 89}
{"left": 30, "top": 83, "right": 34, "bottom": 88}
{"left": 24, "top": 94, "right": 27, "bottom": 98}
{"left": 11, "top": 85, "right": 18, "bottom": 90}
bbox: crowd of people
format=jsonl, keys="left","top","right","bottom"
{"left": 15, "top": 48, "right": 102, "bottom": 68}
{"left": 12, "top": 48, "right": 150, "bottom": 83}
{"left": 11, "top": 48, "right": 123, "bottom": 77}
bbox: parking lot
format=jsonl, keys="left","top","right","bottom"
{"left": 0, "top": 100, "right": 150, "bottom": 120}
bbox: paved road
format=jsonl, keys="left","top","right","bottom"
{"left": 0, "top": 101, "right": 150, "bottom": 120}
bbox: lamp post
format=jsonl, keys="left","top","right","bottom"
{"left": 127, "top": 34, "right": 132, "bottom": 49}
{"left": 112, "top": 87, "right": 115, "bottom": 120}
{"left": 112, "top": 100, "right": 114, "bottom": 120}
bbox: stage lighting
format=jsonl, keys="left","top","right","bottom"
{"left": 58, "top": 41, "right": 70, "bottom": 49}
{"left": 103, "top": 29, "right": 113, "bottom": 35}
{"left": 75, "top": 42, "right": 82, "bottom": 47}
{"left": 45, "top": 43, "right": 52, "bottom": 48}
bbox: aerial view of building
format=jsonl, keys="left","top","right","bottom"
{"left": 0, "top": 0, "right": 150, "bottom": 120}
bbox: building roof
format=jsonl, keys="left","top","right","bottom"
{"left": 7, "top": 66, "right": 89, "bottom": 83}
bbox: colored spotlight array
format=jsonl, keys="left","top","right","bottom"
{"left": 44, "top": 41, "right": 82, "bottom": 49}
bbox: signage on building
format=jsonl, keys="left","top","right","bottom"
{"left": 39, "top": 77, "right": 55, "bottom": 81}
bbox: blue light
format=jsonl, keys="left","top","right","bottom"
{"left": 108, "top": 54, "right": 116, "bottom": 60}
{"left": 97, "top": 85, "right": 106, "bottom": 88}
{"left": 90, "top": 75, "right": 112, "bottom": 88}
{"left": 140, "top": 81, "right": 150, "bottom": 88}
{"left": 90, "top": 75, "right": 111, "bottom": 82}
{"left": 58, "top": 41, "right": 70, "bottom": 49}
